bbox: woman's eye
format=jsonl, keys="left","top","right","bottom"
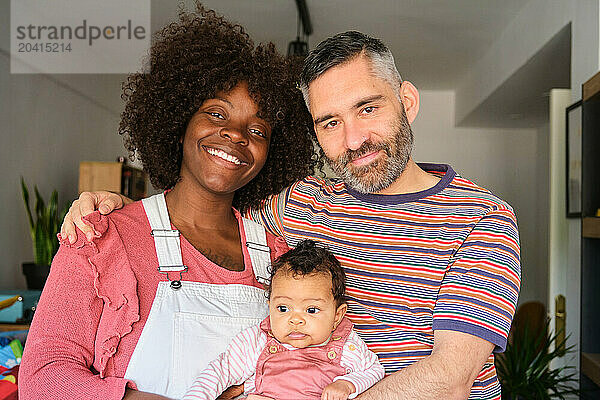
{"left": 306, "top": 307, "right": 320, "bottom": 314}
{"left": 207, "top": 112, "right": 225, "bottom": 119}
{"left": 249, "top": 128, "right": 266, "bottom": 138}
{"left": 277, "top": 305, "right": 288, "bottom": 312}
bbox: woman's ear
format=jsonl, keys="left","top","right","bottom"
{"left": 333, "top": 303, "right": 347, "bottom": 330}
{"left": 398, "top": 81, "right": 420, "bottom": 124}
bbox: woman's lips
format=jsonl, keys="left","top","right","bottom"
{"left": 202, "top": 145, "right": 248, "bottom": 168}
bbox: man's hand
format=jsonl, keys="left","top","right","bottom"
{"left": 321, "top": 380, "right": 355, "bottom": 400}
{"left": 59, "top": 191, "right": 130, "bottom": 243}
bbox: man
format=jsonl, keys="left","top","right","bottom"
{"left": 63, "top": 31, "right": 520, "bottom": 399}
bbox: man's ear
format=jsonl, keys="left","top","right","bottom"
{"left": 399, "top": 81, "right": 420, "bottom": 124}
{"left": 333, "top": 303, "right": 347, "bottom": 330}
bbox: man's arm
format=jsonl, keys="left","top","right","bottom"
{"left": 245, "top": 184, "right": 294, "bottom": 237}
{"left": 357, "top": 330, "right": 494, "bottom": 400}
{"left": 60, "top": 191, "right": 130, "bottom": 243}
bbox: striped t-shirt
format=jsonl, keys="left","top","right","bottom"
{"left": 248, "top": 164, "right": 521, "bottom": 399}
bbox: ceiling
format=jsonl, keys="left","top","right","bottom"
{"left": 40, "top": 0, "right": 569, "bottom": 128}
{"left": 152, "top": 0, "right": 530, "bottom": 90}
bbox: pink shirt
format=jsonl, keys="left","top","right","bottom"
{"left": 183, "top": 317, "right": 384, "bottom": 400}
{"left": 19, "top": 201, "right": 288, "bottom": 400}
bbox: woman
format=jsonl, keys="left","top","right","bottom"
{"left": 19, "top": 5, "right": 316, "bottom": 400}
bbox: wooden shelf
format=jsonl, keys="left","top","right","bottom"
{"left": 79, "top": 161, "right": 147, "bottom": 201}
{"left": 583, "top": 217, "right": 600, "bottom": 238}
{"left": 582, "top": 352, "right": 600, "bottom": 388}
{"left": 0, "top": 323, "right": 30, "bottom": 332}
{"left": 583, "top": 70, "right": 600, "bottom": 101}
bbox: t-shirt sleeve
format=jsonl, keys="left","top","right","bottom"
{"left": 246, "top": 184, "right": 293, "bottom": 237}
{"left": 432, "top": 206, "right": 521, "bottom": 352}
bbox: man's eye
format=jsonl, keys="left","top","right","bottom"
{"left": 324, "top": 120, "right": 339, "bottom": 129}
{"left": 306, "top": 307, "right": 320, "bottom": 314}
{"left": 362, "top": 106, "right": 376, "bottom": 114}
{"left": 277, "top": 305, "right": 288, "bottom": 312}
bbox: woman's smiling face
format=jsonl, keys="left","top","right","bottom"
{"left": 179, "top": 82, "right": 271, "bottom": 196}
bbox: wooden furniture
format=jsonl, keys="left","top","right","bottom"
{"left": 78, "top": 161, "right": 148, "bottom": 201}
{"left": 580, "top": 71, "right": 600, "bottom": 395}
{"left": 0, "top": 323, "right": 29, "bottom": 332}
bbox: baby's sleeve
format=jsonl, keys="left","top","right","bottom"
{"left": 182, "top": 325, "right": 265, "bottom": 400}
{"left": 335, "top": 331, "right": 385, "bottom": 398}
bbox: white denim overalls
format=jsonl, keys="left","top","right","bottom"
{"left": 123, "top": 193, "right": 271, "bottom": 399}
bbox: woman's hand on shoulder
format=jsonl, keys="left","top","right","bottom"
{"left": 60, "top": 191, "right": 131, "bottom": 244}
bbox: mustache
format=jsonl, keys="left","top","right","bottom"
{"left": 337, "top": 141, "right": 389, "bottom": 165}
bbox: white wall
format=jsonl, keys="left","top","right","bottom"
{"left": 412, "top": 90, "right": 544, "bottom": 306}
{"left": 0, "top": 53, "right": 125, "bottom": 289}
{"left": 0, "top": 0, "right": 130, "bottom": 289}
{"left": 456, "top": 0, "right": 599, "bottom": 123}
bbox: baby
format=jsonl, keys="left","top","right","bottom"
{"left": 183, "top": 240, "right": 384, "bottom": 400}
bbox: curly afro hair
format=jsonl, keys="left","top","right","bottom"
{"left": 119, "top": 3, "right": 318, "bottom": 212}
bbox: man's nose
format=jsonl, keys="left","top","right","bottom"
{"left": 343, "top": 120, "right": 370, "bottom": 151}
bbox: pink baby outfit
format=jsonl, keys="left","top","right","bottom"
{"left": 253, "top": 317, "right": 352, "bottom": 400}
{"left": 183, "top": 316, "right": 384, "bottom": 400}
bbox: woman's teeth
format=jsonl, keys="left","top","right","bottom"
{"left": 206, "top": 148, "right": 243, "bottom": 165}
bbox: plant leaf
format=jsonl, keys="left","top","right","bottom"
{"left": 20, "top": 177, "right": 34, "bottom": 231}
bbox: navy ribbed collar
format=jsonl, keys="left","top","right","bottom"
{"left": 344, "top": 163, "right": 456, "bottom": 205}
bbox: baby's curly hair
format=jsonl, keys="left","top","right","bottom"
{"left": 267, "top": 240, "right": 346, "bottom": 307}
{"left": 119, "top": 3, "right": 317, "bottom": 212}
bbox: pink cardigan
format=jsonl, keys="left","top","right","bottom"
{"left": 19, "top": 201, "right": 288, "bottom": 400}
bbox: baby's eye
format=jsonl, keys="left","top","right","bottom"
{"left": 277, "top": 305, "right": 288, "bottom": 312}
{"left": 306, "top": 307, "right": 320, "bottom": 314}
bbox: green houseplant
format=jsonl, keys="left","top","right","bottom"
{"left": 496, "top": 320, "right": 580, "bottom": 399}
{"left": 20, "top": 178, "right": 68, "bottom": 289}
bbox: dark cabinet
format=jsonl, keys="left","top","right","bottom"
{"left": 581, "top": 71, "right": 600, "bottom": 394}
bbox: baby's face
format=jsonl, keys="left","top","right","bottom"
{"left": 268, "top": 269, "right": 346, "bottom": 348}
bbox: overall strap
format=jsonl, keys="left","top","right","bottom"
{"left": 241, "top": 217, "right": 271, "bottom": 285}
{"left": 142, "top": 193, "right": 187, "bottom": 289}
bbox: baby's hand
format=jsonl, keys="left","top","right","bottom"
{"left": 321, "top": 380, "right": 355, "bottom": 400}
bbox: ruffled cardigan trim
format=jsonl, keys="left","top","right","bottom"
{"left": 58, "top": 211, "right": 140, "bottom": 378}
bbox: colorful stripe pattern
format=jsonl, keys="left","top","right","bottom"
{"left": 249, "top": 164, "right": 520, "bottom": 399}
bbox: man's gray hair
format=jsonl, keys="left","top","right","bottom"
{"left": 299, "top": 31, "right": 402, "bottom": 108}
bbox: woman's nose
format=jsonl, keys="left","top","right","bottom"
{"left": 220, "top": 126, "right": 248, "bottom": 145}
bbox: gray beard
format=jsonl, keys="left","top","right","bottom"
{"left": 326, "top": 109, "right": 414, "bottom": 194}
